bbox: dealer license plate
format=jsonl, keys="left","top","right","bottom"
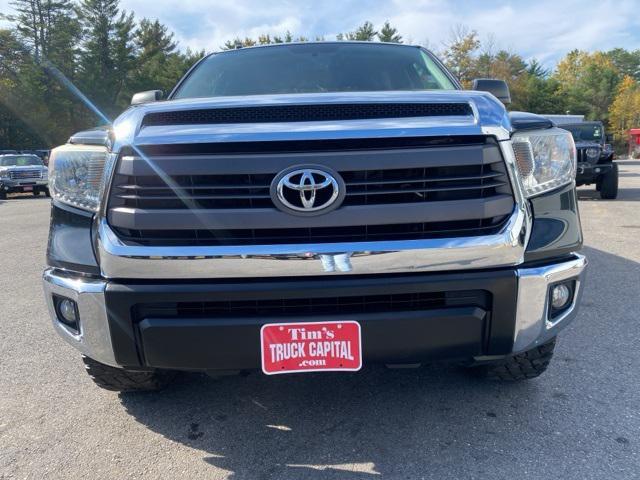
{"left": 261, "top": 321, "right": 362, "bottom": 375}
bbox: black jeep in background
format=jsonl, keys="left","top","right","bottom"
{"left": 562, "top": 121, "right": 618, "bottom": 199}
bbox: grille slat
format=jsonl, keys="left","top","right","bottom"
{"left": 345, "top": 171, "right": 503, "bottom": 185}
{"left": 116, "top": 184, "right": 271, "bottom": 191}
{"left": 346, "top": 181, "right": 506, "bottom": 195}
{"left": 113, "top": 216, "right": 510, "bottom": 246}
{"left": 115, "top": 193, "right": 272, "bottom": 201}
{"left": 141, "top": 103, "right": 474, "bottom": 127}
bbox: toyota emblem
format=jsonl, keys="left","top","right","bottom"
{"left": 271, "top": 166, "right": 345, "bottom": 215}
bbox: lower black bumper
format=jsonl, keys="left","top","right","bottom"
{"left": 576, "top": 162, "right": 613, "bottom": 184}
{"left": 43, "top": 255, "right": 587, "bottom": 372}
{"left": 106, "top": 271, "right": 517, "bottom": 370}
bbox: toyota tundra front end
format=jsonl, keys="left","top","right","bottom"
{"left": 42, "top": 42, "right": 586, "bottom": 391}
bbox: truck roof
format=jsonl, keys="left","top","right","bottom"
{"left": 216, "top": 41, "right": 423, "bottom": 54}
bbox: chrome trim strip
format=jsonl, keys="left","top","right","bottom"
{"left": 42, "top": 269, "right": 118, "bottom": 367}
{"left": 513, "top": 253, "right": 587, "bottom": 353}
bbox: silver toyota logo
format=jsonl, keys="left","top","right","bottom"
{"left": 271, "top": 167, "right": 344, "bottom": 215}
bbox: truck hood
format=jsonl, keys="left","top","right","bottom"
{"left": 110, "top": 90, "right": 512, "bottom": 151}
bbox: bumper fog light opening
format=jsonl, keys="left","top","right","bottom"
{"left": 53, "top": 295, "right": 80, "bottom": 333}
{"left": 551, "top": 283, "right": 571, "bottom": 309}
{"left": 547, "top": 281, "right": 576, "bottom": 323}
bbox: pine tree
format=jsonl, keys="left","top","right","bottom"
{"left": 76, "top": 0, "right": 136, "bottom": 116}
{"left": 1, "top": 2, "right": 83, "bottom": 146}
{"left": 377, "top": 21, "right": 402, "bottom": 43}
{"left": 4, "top": 0, "right": 77, "bottom": 60}
{"left": 345, "top": 21, "right": 377, "bottom": 41}
{"left": 132, "top": 18, "right": 183, "bottom": 95}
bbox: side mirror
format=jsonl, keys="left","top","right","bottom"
{"left": 472, "top": 79, "right": 511, "bottom": 105}
{"left": 605, "top": 133, "right": 614, "bottom": 143}
{"left": 131, "top": 90, "right": 163, "bottom": 105}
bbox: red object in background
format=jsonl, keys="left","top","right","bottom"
{"left": 261, "top": 321, "right": 362, "bottom": 375}
{"left": 628, "top": 128, "right": 640, "bottom": 157}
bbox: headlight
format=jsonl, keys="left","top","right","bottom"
{"left": 0, "top": 169, "right": 8, "bottom": 179}
{"left": 49, "top": 144, "right": 109, "bottom": 211}
{"left": 511, "top": 128, "right": 576, "bottom": 198}
{"left": 585, "top": 147, "right": 600, "bottom": 160}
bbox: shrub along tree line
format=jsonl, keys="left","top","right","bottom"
{"left": 1, "top": 1, "right": 640, "bottom": 150}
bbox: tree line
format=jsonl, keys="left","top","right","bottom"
{"left": 2, "top": 1, "right": 640, "bottom": 150}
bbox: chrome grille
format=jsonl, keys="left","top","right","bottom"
{"left": 9, "top": 169, "right": 42, "bottom": 180}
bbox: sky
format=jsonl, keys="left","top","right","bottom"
{"left": 2, "top": 0, "right": 640, "bottom": 67}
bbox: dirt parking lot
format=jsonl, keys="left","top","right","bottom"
{"left": 1, "top": 161, "right": 639, "bottom": 479}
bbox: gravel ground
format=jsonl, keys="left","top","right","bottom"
{"left": 1, "top": 161, "right": 639, "bottom": 479}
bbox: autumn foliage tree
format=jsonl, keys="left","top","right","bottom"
{"left": 608, "top": 76, "right": 640, "bottom": 139}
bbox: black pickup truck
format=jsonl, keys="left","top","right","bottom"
{"left": 42, "top": 42, "right": 586, "bottom": 391}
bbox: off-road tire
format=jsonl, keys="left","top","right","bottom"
{"left": 0, "top": 190, "right": 6, "bottom": 200}
{"left": 470, "top": 337, "right": 556, "bottom": 381}
{"left": 82, "top": 355, "right": 176, "bottom": 392}
{"left": 600, "top": 163, "right": 618, "bottom": 199}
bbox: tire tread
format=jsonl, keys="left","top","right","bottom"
{"left": 473, "top": 338, "right": 556, "bottom": 381}
{"left": 600, "top": 163, "right": 618, "bottom": 199}
{"left": 82, "top": 356, "right": 175, "bottom": 392}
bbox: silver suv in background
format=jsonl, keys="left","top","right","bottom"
{"left": 0, "top": 154, "right": 49, "bottom": 199}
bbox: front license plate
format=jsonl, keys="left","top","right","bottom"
{"left": 22, "top": 186, "right": 33, "bottom": 191}
{"left": 261, "top": 321, "right": 362, "bottom": 375}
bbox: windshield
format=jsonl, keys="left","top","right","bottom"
{"left": 0, "top": 155, "right": 43, "bottom": 167}
{"left": 173, "top": 43, "right": 456, "bottom": 99}
{"left": 563, "top": 124, "right": 603, "bottom": 143}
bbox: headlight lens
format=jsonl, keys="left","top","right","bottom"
{"left": 511, "top": 128, "right": 576, "bottom": 198}
{"left": 49, "top": 145, "right": 109, "bottom": 211}
{"left": 0, "top": 169, "right": 8, "bottom": 178}
{"left": 585, "top": 147, "right": 600, "bottom": 160}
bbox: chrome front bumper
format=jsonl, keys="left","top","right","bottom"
{"left": 43, "top": 254, "right": 587, "bottom": 367}
{"left": 97, "top": 206, "right": 528, "bottom": 279}
{"left": 1, "top": 179, "right": 48, "bottom": 188}
{"left": 42, "top": 270, "right": 118, "bottom": 366}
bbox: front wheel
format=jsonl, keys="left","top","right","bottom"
{"left": 600, "top": 164, "right": 618, "bottom": 199}
{"left": 0, "top": 190, "right": 6, "bottom": 200}
{"left": 468, "top": 337, "right": 556, "bottom": 381}
{"left": 82, "top": 356, "right": 176, "bottom": 392}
